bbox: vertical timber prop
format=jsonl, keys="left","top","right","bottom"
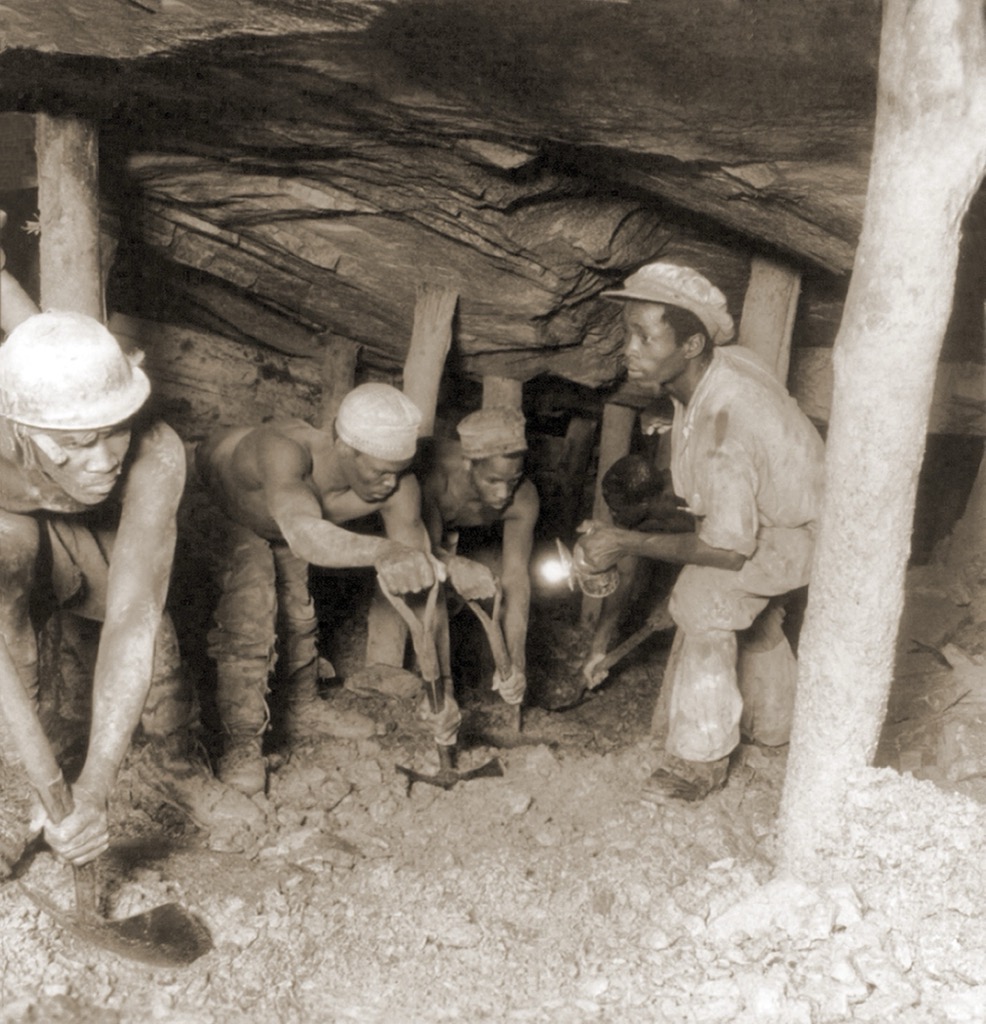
{"left": 317, "top": 335, "right": 361, "bottom": 431}
{"left": 737, "top": 255, "right": 801, "bottom": 385}
{"left": 580, "top": 403, "right": 636, "bottom": 627}
{"left": 36, "top": 114, "right": 103, "bottom": 317}
{"left": 482, "top": 376, "right": 523, "bottom": 410}
{"left": 778, "top": 0, "right": 986, "bottom": 878}
{"left": 365, "top": 284, "right": 458, "bottom": 668}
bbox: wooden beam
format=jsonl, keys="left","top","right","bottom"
{"left": 317, "top": 336, "right": 361, "bottom": 430}
{"left": 35, "top": 114, "right": 102, "bottom": 318}
{"left": 482, "top": 376, "right": 523, "bottom": 409}
{"left": 403, "top": 283, "right": 458, "bottom": 435}
{"left": 738, "top": 255, "right": 802, "bottom": 384}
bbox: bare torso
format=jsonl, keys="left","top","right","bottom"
{"left": 197, "top": 419, "right": 397, "bottom": 540}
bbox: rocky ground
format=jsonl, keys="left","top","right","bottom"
{"left": 2, "top": 552, "right": 986, "bottom": 1024}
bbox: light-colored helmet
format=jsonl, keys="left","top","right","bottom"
{"left": 0, "top": 310, "right": 151, "bottom": 430}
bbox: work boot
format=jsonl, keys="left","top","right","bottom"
{"left": 283, "top": 694, "right": 384, "bottom": 742}
{"left": 218, "top": 734, "right": 267, "bottom": 797}
{"left": 134, "top": 732, "right": 265, "bottom": 834}
{"left": 641, "top": 753, "right": 729, "bottom": 804}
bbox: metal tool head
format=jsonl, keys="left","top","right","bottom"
{"left": 20, "top": 881, "right": 212, "bottom": 968}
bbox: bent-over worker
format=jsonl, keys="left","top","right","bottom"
{"left": 0, "top": 294, "right": 239, "bottom": 870}
{"left": 575, "top": 261, "right": 824, "bottom": 802}
{"left": 196, "top": 383, "right": 445, "bottom": 796}
{"left": 421, "top": 406, "right": 540, "bottom": 713}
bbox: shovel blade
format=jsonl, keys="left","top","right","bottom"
{"left": 21, "top": 882, "right": 212, "bottom": 968}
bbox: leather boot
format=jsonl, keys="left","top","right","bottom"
{"left": 641, "top": 753, "right": 730, "bottom": 804}
{"left": 217, "top": 734, "right": 267, "bottom": 797}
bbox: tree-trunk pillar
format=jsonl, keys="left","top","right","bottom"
{"left": 778, "top": 0, "right": 986, "bottom": 877}
{"left": 35, "top": 114, "right": 102, "bottom": 319}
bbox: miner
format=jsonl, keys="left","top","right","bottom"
{"left": 195, "top": 383, "right": 446, "bottom": 796}
{"left": 420, "top": 406, "right": 539, "bottom": 712}
{"left": 575, "top": 262, "right": 825, "bottom": 802}
{"left": 0, "top": 278, "right": 246, "bottom": 871}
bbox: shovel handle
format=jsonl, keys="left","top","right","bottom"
{"left": 464, "top": 584, "right": 512, "bottom": 678}
{"left": 0, "top": 638, "right": 101, "bottom": 911}
{"left": 379, "top": 576, "right": 442, "bottom": 686}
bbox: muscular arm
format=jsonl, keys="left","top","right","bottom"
{"left": 259, "top": 435, "right": 396, "bottom": 569}
{"left": 499, "top": 480, "right": 539, "bottom": 673}
{"left": 577, "top": 523, "right": 747, "bottom": 574}
{"left": 75, "top": 421, "right": 185, "bottom": 803}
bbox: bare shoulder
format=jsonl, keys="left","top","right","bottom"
{"left": 507, "top": 478, "right": 540, "bottom": 521}
{"left": 232, "top": 420, "right": 317, "bottom": 480}
{"left": 128, "top": 420, "right": 186, "bottom": 484}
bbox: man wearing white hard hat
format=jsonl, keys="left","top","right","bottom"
{"left": 575, "top": 261, "right": 825, "bottom": 802}
{"left": 196, "top": 383, "right": 445, "bottom": 796}
{"left": 0, "top": 282, "right": 255, "bottom": 874}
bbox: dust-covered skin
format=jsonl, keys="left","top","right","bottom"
{"left": 196, "top": 419, "right": 439, "bottom": 592}
{"left": 577, "top": 291, "right": 823, "bottom": 782}
{"left": 420, "top": 438, "right": 540, "bottom": 700}
{"left": 0, "top": 415, "right": 186, "bottom": 865}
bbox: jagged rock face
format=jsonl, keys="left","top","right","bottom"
{"left": 0, "top": 0, "right": 884, "bottom": 387}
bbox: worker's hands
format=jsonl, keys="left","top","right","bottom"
{"left": 418, "top": 687, "right": 462, "bottom": 747}
{"left": 43, "top": 785, "right": 109, "bottom": 867}
{"left": 445, "top": 554, "right": 497, "bottom": 602}
{"left": 581, "top": 651, "right": 610, "bottom": 690}
{"left": 375, "top": 542, "right": 446, "bottom": 595}
{"left": 573, "top": 520, "right": 627, "bottom": 574}
{"left": 492, "top": 666, "right": 526, "bottom": 705}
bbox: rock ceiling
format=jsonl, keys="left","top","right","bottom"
{"left": 0, "top": 0, "right": 904, "bottom": 389}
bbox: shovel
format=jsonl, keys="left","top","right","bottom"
{"left": 0, "top": 639, "right": 212, "bottom": 967}
{"left": 464, "top": 582, "right": 523, "bottom": 732}
{"left": 379, "top": 578, "right": 503, "bottom": 790}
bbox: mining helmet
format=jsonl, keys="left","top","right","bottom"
{"left": 0, "top": 310, "right": 151, "bottom": 430}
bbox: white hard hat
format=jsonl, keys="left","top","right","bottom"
{"left": 0, "top": 310, "right": 151, "bottom": 430}
{"left": 336, "top": 383, "right": 422, "bottom": 461}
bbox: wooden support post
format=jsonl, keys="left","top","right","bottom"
{"left": 403, "top": 283, "right": 458, "bottom": 436}
{"left": 35, "top": 114, "right": 102, "bottom": 318}
{"left": 317, "top": 335, "right": 361, "bottom": 430}
{"left": 482, "top": 376, "right": 523, "bottom": 409}
{"left": 581, "top": 402, "right": 637, "bottom": 626}
{"left": 366, "top": 284, "right": 458, "bottom": 669}
{"left": 737, "top": 255, "right": 802, "bottom": 384}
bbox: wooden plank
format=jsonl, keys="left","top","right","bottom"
{"left": 403, "top": 284, "right": 457, "bottom": 435}
{"left": 482, "top": 377, "right": 523, "bottom": 409}
{"left": 317, "top": 336, "right": 361, "bottom": 430}
{"left": 36, "top": 114, "right": 102, "bottom": 318}
{"left": 738, "top": 255, "right": 801, "bottom": 383}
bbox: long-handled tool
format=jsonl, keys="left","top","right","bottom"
{"left": 464, "top": 582, "right": 523, "bottom": 732}
{"left": 380, "top": 578, "right": 503, "bottom": 790}
{"left": 548, "top": 604, "right": 673, "bottom": 713}
{"left": 0, "top": 639, "right": 212, "bottom": 967}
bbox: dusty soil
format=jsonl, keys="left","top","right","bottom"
{"left": 2, "top": 555, "right": 986, "bottom": 1024}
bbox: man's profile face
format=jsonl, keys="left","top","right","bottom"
{"left": 622, "top": 302, "right": 686, "bottom": 393}
{"left": 468, "top": 454, "right": 524, "bottom": 512}
{"left": 345, "top": 449, "right": 413, "bottom": 503}
{"left": 29, "top": 424, "right": 132, "bottom": 505}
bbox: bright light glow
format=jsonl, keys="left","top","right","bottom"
{"left": 537, "top": 556, "right": 572, "bottom": 586}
